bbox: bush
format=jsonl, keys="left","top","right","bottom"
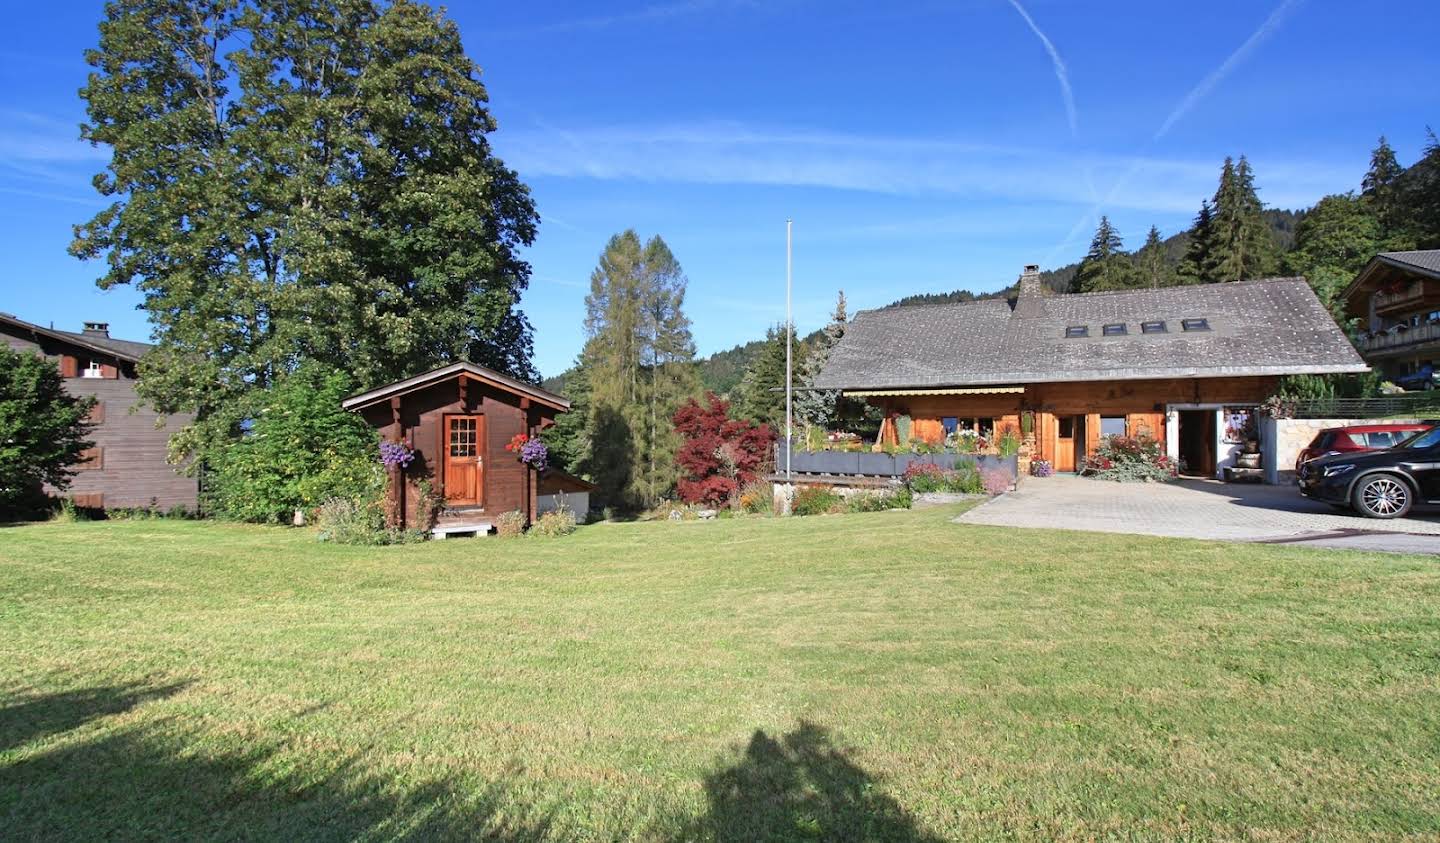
{"left": 846, "top": 486, "right": 912, "bottom": 512}
{"left": 1030, "top": 459, "right": 1054, "bottom": 478}
{"left": 1084, "top": 436, "right": 1176, "bottom": 483}
{"left": 673, "top": 393, "right": 775, "bottom": 506}
{"left": 737, "top": 480, "right": 771, "bottom": 514}
{"left": 529, "top": 508, "right": 577, "bottom": 538}
{"left": 903, "top": 462, "right": 982, "bottom": 494}
{"left": 207, "top": 363, "right": 384, "bottom": 523}
{"left": 0, "top": 345, "right": 95, "bottom": 518}
{"left": 495, "top": 510, "right": 526, "bottom": 538}
{"left": 313, "top": 497, "right": 420, "bottom": 545}
{"left": 791, "top": 484, "right": 843, "bottom": 516}
{"left": 981, "top": 468, "right": 1013, "bottom": 496}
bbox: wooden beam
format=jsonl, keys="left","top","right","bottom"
{"left": 520, "top": 396, "right": 531, "bottom": 410}
{"left": 458, "top": 373, "right": 468, "bottom": 409}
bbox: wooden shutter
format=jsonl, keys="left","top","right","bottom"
{"left": 77, "top": 447, "right": 103, "bottom": 470}
{"left": 59, "top": 355, "right": 78, "bottom": 378}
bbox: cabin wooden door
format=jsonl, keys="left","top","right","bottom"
{"left": 443, "top": 415, "right": 485, "bottom": 506}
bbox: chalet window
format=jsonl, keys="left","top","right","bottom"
{"left": 1099, "top": 416, "right": 1127, "bottom": 438}
{"left": 976, "top": 417, "right": 995, "bottom": 435}
{"left": 1064, "top": 325, "right": 1088, "bottom": 339}
{"left": 1181, "top": 318, "right": 1211, "bottom": 332}
{"left": 1140, "top": 320, "right": 1167, "bottom": 334}
{"left": 941, "top": 417, "right": 958, "bottom": 434}
{"left": 82, "top": 360, "right": 105, "bottom": 378}
{"left": 1102, "top": 323, "right": 1127, "bottom": 336}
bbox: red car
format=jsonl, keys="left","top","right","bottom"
{"left": 1296, "top": 422, "right": 1435, "bottom": 470}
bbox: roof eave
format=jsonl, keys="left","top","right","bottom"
{"left": 342, "top": 361, "right": 571, "bottom": 413}
{"left": 827, "top": 363, "right": 1373, "bottom": 393}
{"left": 0, "top": 313, "right": 145, "bottom": 364}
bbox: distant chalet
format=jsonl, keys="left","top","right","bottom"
{"left": 1, "top": 313, "right": 197, "bottom": 511}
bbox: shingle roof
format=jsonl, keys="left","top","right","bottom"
{"left": 815, "top": 277, "right": 1369, "bottom": 390}
{"left": 0, "top": 313, "right": 151, "bottom": 363}
{"left": 1376, "top": 249, "right": 1440, "bottom": 276}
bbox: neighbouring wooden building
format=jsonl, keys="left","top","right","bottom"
{"left": 342, "top": 362, "right": 571, "bottom": 535}
{"left": 814, "top": 266, "right": 1369, "bottom": 478}
{"left": 0, "top": 313, "right": 198, "bottom": 511}
{"left": 1340, "top": 250, "right": 1440, "bottom": 382}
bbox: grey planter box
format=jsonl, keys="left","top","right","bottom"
{"left": 778, "top": 443, "right": 1019, "bottom": 481}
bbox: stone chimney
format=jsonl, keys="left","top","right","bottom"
{"left": 82, "top": 321, "right": 110, "bottom": 338}
{"left": 1012, "top": 264, "right": 1044, "bottom": 317}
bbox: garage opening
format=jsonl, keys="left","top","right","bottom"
{"left": 1177, "top": 410, "right": 1216, "bottom": 477}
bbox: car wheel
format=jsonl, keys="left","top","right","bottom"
{"left": 1351, "top": 474, "right": 1413, "bottom": 519}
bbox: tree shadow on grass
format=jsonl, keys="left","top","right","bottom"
{"left": 684, "top": 720, "right": 943, "bottom": 843}
{"left": 0, "top": 681, "right": 550, "bottom": 841}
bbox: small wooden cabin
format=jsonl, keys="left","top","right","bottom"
{"left": 816, "top": 267, "right": 1370, "bottom": 479}
{"left": 342, "top": 362, "right": 571, "bottom": 533}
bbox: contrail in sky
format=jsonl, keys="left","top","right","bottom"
{"left": 1004, "top": 0, "right": 1078, "bottom": 137}
{"left": 1045, "top": 0, "right": 1306, "bottom": 262}
{"left": 1153, "top": 0, "right": 1306, "bottom": 141}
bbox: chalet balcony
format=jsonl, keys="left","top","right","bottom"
{"left": 1372, "top": 278, "right": 1440, "bottom": 316}
{"left": 1357, "top": 321, "right": 1440, "bottom": 356}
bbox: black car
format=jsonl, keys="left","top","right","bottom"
{"left": 1298, "top": 425, "right": 1440, "bottom": 519}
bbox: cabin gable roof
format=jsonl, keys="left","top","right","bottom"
{"left": 342, "top": 361, "right": 571, "bottom": 413}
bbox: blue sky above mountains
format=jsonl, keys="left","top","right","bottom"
{"left": 2, "top": 0, "right": 1438, "bottom": 377}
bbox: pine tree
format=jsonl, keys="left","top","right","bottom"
{"left": 735, "top": 324, "right": 807, "bottom": 432}
{"left": 1074, "top": 216, "right": 1140, "bottom": 292}
{"left": 1362, "top": 135, "right": 1404, "bottom": 195}
{"left": 794, "top": 291, "right": 847, "bottom": 432}
{"left": 1393, "top": 129, "right": 1440, "bottom": 249}
{"left": 1136, "top": 225, "right": 1168, "bottom": 289}
{"left": 581, "top": 231, "right": 699, "bottom": 510}
{"left": 1207, "top": 156, "right": 1277, "bottom": 283}
{"left": 1176, "top": 200, "right": 1216, "bottom": 284}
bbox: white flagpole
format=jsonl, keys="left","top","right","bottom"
{"left": 785, "top": 218, "right": 793, "bottom": 481}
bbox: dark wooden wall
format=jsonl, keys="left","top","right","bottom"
{"left": 360, "top": 373, "right": 556, "bottom": 529}
{"left": 2, "top": 324, "right": 198, "bottom": 510}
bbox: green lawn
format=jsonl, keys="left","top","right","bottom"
{"left": 2, "top": 507, "right": 1438, "bottom": 841}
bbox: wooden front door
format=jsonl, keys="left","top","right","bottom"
{"left": 1055, "top": 415, "right": 1082, "bottom": 472}
{"left": 443, "top": 415, "right": 484, "bottom": 506}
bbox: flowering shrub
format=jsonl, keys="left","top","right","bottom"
{"left": 737, "top": 480, "right": 771, "bottom": 514}
{"left": 846, "top": 486, "right": 912, "bottom": 512}
{"left": 903, "top": 462, "right": 982, "bottom": 494}
{"left": 379, "top": 440, "right": 415, "bottom": 470}
{"left": 529, "top": 507, "right": 577, "bottom": 538}
{"left": 981, "top": 467, "right": 1013, "bottom": 496}
{"left": 504, "top": 434, "right": 549, "bottom": 473}
{"left": 1083, "top": 435, "right": 1176, "bottom": 483}
{"left": 1030, "top": 459, "right": 1054, "bottom": 477}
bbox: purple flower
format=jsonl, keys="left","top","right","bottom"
{"left": 379, "top": 440, "right": 415, "bottom": 470}
{"left": 518, "top": 438, "right": 548, "bottom": 473}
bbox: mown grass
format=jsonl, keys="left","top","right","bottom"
{"left": 1, "top": 507, "right": 1438, "bottom": 841}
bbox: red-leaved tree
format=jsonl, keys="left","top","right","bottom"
{"left": 673, "top": 392, "right": 775, "bottom": 505}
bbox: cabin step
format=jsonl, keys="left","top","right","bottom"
{"left": 431, "top": 521, "right": 494, "bottom": 540}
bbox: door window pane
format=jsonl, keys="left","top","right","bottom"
{"left": 1058, "top": 417, "right": 1074, "bottom": 438}
{"left": 450, "top": 418, "right": 477, "bottom": 457}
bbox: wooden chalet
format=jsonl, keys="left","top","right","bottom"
{"left": 814, "top": 266, "right": 1370, "bottom": 478}
{"left": 1339, "top": 250, "right": 1440, "bottom": 382}
{"left": 342, "top": 362, "right": 571, "bottom": 535}
{"left": 0, "top": 313, "right": 197, "bottom": 511}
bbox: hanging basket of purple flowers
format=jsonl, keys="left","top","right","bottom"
{"left": 379, "top": 440, "right": 415, "bottom": 471}
{"left": 505, "top": 433, "right": 549, "bottom": 474}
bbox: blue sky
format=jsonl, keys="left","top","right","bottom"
{"left": 2, "top": 1, "right": 1438, "bottom": 378}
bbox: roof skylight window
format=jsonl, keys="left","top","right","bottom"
{"left": 1141, "top": 320, "right": 1167, "bottom": 334}
{"left": 1181, "top": 318, "right": 1211, "bottom": 332}
{"left": 1064, "top": 325, "right": 1088, "bottom": 339}
{"left": 1102, "top": 323, "right": 1127, "bottom": 336}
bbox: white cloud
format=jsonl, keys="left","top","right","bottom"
{"left": 497, "top": 121, "right": 1350, "bottom": 214}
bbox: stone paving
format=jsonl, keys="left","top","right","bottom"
{"left": 956, "top": 475, "right": 1440, "bottom": 554}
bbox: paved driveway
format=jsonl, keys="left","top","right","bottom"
{"left": 957, "top": 475, "right": 1440, "bottom": 554}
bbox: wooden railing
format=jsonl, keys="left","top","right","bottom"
{"left": 1358, "top": 321, "right": 1440, "bottom": 354}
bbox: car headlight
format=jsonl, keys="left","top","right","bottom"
{"left": 1322, "top": 463, "right": 1356, "bottom": 477}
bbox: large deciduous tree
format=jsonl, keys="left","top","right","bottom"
{"left": 0, "top": 347, "right": 94, "bottom": 517}
{"left": 582, "top": 230, "right": 699, "bottom": 510}
{"left": 1286, "top": 193, "right": 1381, "bottom": 314}
{"left": 71, "top": 0, "right": 539, "bottom": 470}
